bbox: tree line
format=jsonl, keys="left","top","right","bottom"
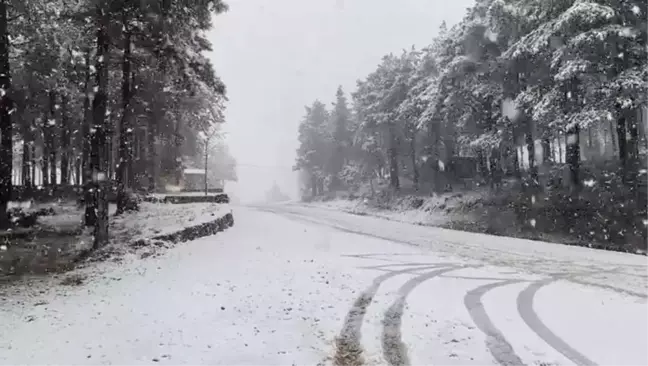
{"left": 0, "top": 0, "right": 229, "bottom": 244}
{"left": 295, "top": 0, "right": 647, "bottom": 200}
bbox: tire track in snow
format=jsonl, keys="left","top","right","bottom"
{"left": 517, "top": 279, "right": 597, "bottom": 366}
{"left": 381, "top": 267, "right": 461, "bottom": 366}
{"left": 464, "top": 280, "right": 526, "bottom": 366}
{"left": 333, "top": 264, "right": 454, "bottom": 366}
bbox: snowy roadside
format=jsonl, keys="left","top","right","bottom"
{"left": 110, "top": 202, "right": 231, "bottom": 243}
{"left": 302, "top": 196, "right": 647, "bottom": 255}
{"left": 1, "top": 201, "right": 232, "bottom": 287}
{"left": 269, "top": 203, "right": 647, "bottom": 299}
{"left": 78, "top": 202, "right": 233, "bottom": 266}
{"left": 300, "top": 194, "right": 500, "bottom": 238}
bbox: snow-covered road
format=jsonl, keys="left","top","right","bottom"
{"left": 1, "top": 204, "right": 646, "bottom": 365}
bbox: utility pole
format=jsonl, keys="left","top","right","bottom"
{"left": 201, "top": 127, "right": 219, "bottom": 196}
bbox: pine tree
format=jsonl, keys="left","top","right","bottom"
{"left": 328, "top": 86, "right": 352, "bottom": 190}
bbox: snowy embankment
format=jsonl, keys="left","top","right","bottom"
{"left": 303, "top": 192, "right": 486, "bottom": 227}
{"left": 111, "top": 202, "right": 231, "bottom": 243}
{"left": 0, "top": 201, "right": 232, "bottom": 277}
{"left": 303, "top": 192, "right": 647, "bottom": 255}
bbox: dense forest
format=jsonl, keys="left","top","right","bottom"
{"left": 294, "top": 0, "right": 647, "bottom": 250}
{"left": 0, "top": 0, "right": 232, "bottom": 245}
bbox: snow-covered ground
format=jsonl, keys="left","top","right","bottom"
{"left": 0, "top": 203, "right": 645, "bottom": 365}
{"left": 0, "top": 202, "right": 231, "bottom": 276}
{"left": 110, "top": 202, "right": 231, "bottom": 242}
{"left": 148, "top": 192, "right": 225, "bottom": 199}
{"left": 304, "top": 196, "right": 458, "bottom": 226}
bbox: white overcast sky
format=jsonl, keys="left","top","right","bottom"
{"left": 207, "top": 0, "right": 474, "bottom": 202}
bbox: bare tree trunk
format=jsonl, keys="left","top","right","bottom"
{"left": 204, "top": 147, "right": 208, "bottom": 196}
{"left": 174, "top": 119, "right": 183, "bottom": 186}
{"left": 147, "top": 110, "right": 157, "bottom": 192}
{"left": 564, "top": 78, "right": 580, "bottom": 192}
{"left": 566, "top": 125, "right": 581, "bottom": 190}
{"left": 88, "top": 2, "right": 110, "bottom": 247}
{"left": 22, "top": 141, "right": 30, "bottom": 187}
{"left": 30, "top": 144, "right": 36, "bottom": 187}
{"left": 146, "top": 0, "right": 170, "bottom": 192}
{"left": 116, "top": 13, "right": 133, "bottom": 215}
{"left": 75, "top": 156, "right": 82, "bottom": 186}
{"left": 388, "top": 123, "right": 400, "bottom": 190}
{"left": 524, "top": 122, "right": 538, "bottom": 184}
{"left": 42, "top": 115, "right": 50, "bottom": 187}
{"left": 627, "top": 109, "right": 640, "bottom": 188}
{"left": 410, "top": 135, "right": 419, "bottom": 191}
{"left": 477, "top": 149, "right": 488, "bottom": 182}
{"left": 83, "top": 47, "right": 95, "bottom": 225}
{"left": 616, "top": 109, "right": 628, "bottom": 183}
{"left": 425, "top": 119, "right": 444, "bottom": 194}
{"left": 0, "top": 0, "right": 11, "bottom": 229}
{"left": 47, "top": 90, "right": 57, "bottom": 187}
{"left": 542, "top": 136, "right": 551, "bottom": 164}
{"left": 60, "top": 93, "right": 70, "bottom": 185}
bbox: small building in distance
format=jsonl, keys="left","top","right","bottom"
{"left": 182, "top": 168, "right": 225, "bottom": 192}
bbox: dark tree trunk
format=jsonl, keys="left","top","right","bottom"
{"left": 60, "top": 93, "right": 70, "bottom": 186}
{"left": 75, "top": 156, "right": 82, "bottom": 186}
{"left": 542, "top": 136, "right": 551, "bottom": 164}
{"left": 146, "top": 0, "right": 170, "bottom": 192}
{"left": 524, "top": 126, "right": 538, "bottom": 185}
{"left": 388, "top": 123, "right": 400, "bottom": 190}
{"left": 477, "top": 149, "right": 488, "bottom": 181}
{"left": 147, "top": 110, "right": 157, "bottom": 192}
{"left": 22, "top": 141, "right": 30, "bottom": 187}
{"left": 616, "top": 109, "right": 628, "bottom": 183}
{"left": 424, "top": 116, "right": 446, "bottom": 194}
{"left": 88, "top": 2, "right": 110, "bottom": 247}
{"left": 564, "top": 78, "right": 580, "bottom": 191}
{"left": 83, "top": 47, "right": 95, "bottom": 225}
{"left": 512, "top": 143, "right": 521, "bottom": 179}
{"left": 0, "top": 0, "right": 11, "bottom": 229}
{"left": 410, "top": 136, "right": 419, "bottom": 191}
{"left": 48, "top": 90, "right": 57, "bottom": 186}
{"left": 174, "top": 120, "right": 183, "bottom": 186}
{"left": 42, "top": 119, "right": 49, "bottom": 188}
{"left": 116, "top": 14, "right": 133, "bottom": 215}
{"left": 627, "top": 109, "right": 640, "bottom": 187}
{"left": 490, "top": 147, "right": 503, "bottom": 190}
{"left": 30, "top": 144, "right": 36, "bottom": 187}
{"left": 566, "top": 125, "right": 581, "bottom": 190}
